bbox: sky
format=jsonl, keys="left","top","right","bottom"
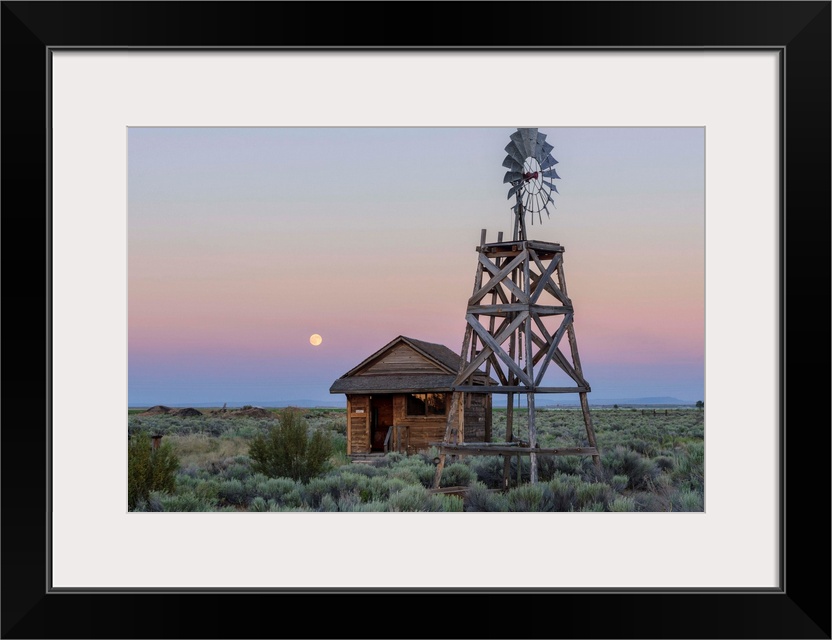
{"left": 128, "top": 127, "right": 704, "bottom": 406}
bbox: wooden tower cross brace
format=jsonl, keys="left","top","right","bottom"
{"left": 433, "top": 229, "right": 600, "bottom": 488}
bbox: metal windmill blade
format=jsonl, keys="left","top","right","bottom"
{"left": 509, "top": 129, "right": 534, "bottom": 158}
{"left": 503, "top": 142, "right": 526, "bottom": 167}
{"left": 520, "top": 128, "right": 539, "bottom": 159}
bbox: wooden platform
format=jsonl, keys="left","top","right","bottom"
{"left": 348, "top": 452, "right": 387, "bottom": 465}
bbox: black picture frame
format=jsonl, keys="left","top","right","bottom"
{"left": 2, "top": 2, "right": 829, "bottom": 638}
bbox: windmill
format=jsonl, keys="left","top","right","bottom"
{"left": 503, "top": 127, "right": 560, "bottom": 241}
{"left": 433, "top": 127, "right": 600, "bottom": 488}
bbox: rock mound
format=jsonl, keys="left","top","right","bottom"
{"left": 174, "top": 407, "right": 203, "bottom": 417}
{"left": 141, "top": 405, "right": 173, "bottom": 415}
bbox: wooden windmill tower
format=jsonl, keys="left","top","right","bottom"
{"left": 433, "top": 128, "right": 600, "bottom": 488}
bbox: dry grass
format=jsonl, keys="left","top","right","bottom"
{"left": 166, "top": 433, "right": 250, "bottom": 468}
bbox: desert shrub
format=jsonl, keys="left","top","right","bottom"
{"left": 504, "top": 484, "right": 557, "bottom": 512}
{"left": 387, "top": 485, "right": 432, "bottom": 512}
{"left": 426, "top": 493, "right": 464, "bottom": 512}
{"left": 602, "top": 446, "right": 660, "bottom": 491}
{"left": 551, "top": 455, "right": 584, "bottom": 477}
{"left": 630, "top": 439, "right": 655, "bottom": 456}
{"left": 654, "top": 456, "right": 675, "bottom": 472}
{"left": 610, "top": 474, "right": 629, "bottom": 492}
{"left": 301, "top": 476, "right": 346, "bottom": 509}
{"left": 468, "top": 456, "right": 507, "bottom": 489}
{"left": 463, "top": 482, "right": 506, "bottom": 512}
{"left": 177, "top": 465, "right": 202, "bottom": 479}
{"left": 345, "top": 501, "right": 389, "bottom": 512}
{"left": 673, "top": 442, "right": 704, "bottom": 493}
{"left": 328, "top": 417, "right": 347, "bottom": 436}
{"left": 328, "top": 433, "right": 348, "bottom": 456}
{"left": 221, "top": 423, "right": 262, "bottom": 439}
{"left": 671, "top": 488, "right": 704, "bottom": 512}
{"left": 359, "top": 476, "right": 407, "bottom": 503}
{"left": 387, "top": 455, "right": 436, "bottom": 487}
{"left": 249, "top": 496, "right": 270, "bottom": 512}
{"left": 546, "top": 475, "right": 580, "bottom": 511}
{"left": 372, "top": 451, "right": 407, "bottom": 469}
{"left": 148, "top": 493, "right": 164, "bottom": 512}
{"left": 172, "top": 475, "right": 220, "bottom": 507}
{"left": 343, "top": 463, "right": 379, "bottom": 478}
{"left": 222, "top": 460, "right": 252, "bottom": 481}
{"left": 193, "top": 478, "right": 221, "bottom": 502}
{"left": 253, "top": 477, "right": 302, "bottom": 504}
{"left": 630, "top": 491, "right": 671, "bottom": 512}
{"left": 216, "top": 478, "right": 250, "bottom": 506}
{"left": 610, "top": 496, "right": 637, "bottom": 512}
{"left": 575, "top": 482, "right": 613, "bottom": 510}
{"left": 330, "top": 471, "right": 371, "bottom": 496}
{"left": 388, "top": 467, "right": 420, "bottom": 485}
{"left": 248, "top": 409, "right": 333, "bottom": 482}
{"left": 440, "top": 462, "right": 476, "bottom": 488}
{"left": 157, "top": 491, "right": 217, "bottom": 512}
{"left": 319, "top": 494, "right": 340, "bottom": 512}
{"left": 128, "top": 431, "right": 180, "bottom": 510}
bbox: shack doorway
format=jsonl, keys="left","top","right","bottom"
{"left": 370, "top": 395, "right": 394, "bottom": 452}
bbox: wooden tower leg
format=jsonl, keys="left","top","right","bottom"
{"left": 558, "top": 259, "right": 601, "bottom": 470}
{"left": 579, "top": 391, "right": 601, "bottom": 469}
{"left": 432, "top": 390, "right": 463, "bottom": 489}
{"left": 528, "top": 391, "right": 537, "bottom": 483}
{"left": 503, "top": 391, "right": 514, "bottom": 489}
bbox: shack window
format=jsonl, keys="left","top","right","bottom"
{"left": 406, "top": 393, "right": 446, "bottom": 416}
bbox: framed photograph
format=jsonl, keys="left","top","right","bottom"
{"left": 3, "top": 2, "right": 829, "bottom": 638}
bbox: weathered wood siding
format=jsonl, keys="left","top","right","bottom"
{"left": 356, "top": 343, "right": 447, "bottom": 376}
{"left": 463, "top": 393, "right": 492, "bottom": 442}
{"left": 347, "top": 395, "right": 370, "bottom": 454}
{"left": 391, "top": 395, "right": 447, "bottom": 454}
{"left": 348, "top": 391, "right": 492, "bottom": 455}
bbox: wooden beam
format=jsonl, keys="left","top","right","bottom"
{"left": 486, "top": 353, "right": 509, "bottom": 386}
{"left": 477, "top": 250, "right": 528, "bottom": 303}
{"left": 552, "top": 348, "right": 590, "bottom": 387}
{"left": 468, "top": 251, "right": 527, "bottom": 306}
{"left": 531, "top": 310, "right": 554, "bottom": 344}
{"left": 467, "top": 303, "right": 570, "bottom": 316}
{"left": 528, "top": 250, "right": 562, "bottom": 304}
{"left": 434, "top": 444, "right": 599, "bottom": 457}
{"left": 453, "top": 312, "right": 528, "bottom": 384}
{"left": 467, "top": 313, "right": 534, "bottom": 387}
{"left": 533, "top": 313, "right": 573, "bottom": 386}
{"left": 527, "top": 240, "right": 564, "bottom": 253}
{"left": 453, "top": 385, "right": 590, "bottom": 393}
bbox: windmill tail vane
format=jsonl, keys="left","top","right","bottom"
{"left": 501, "top": 127, "right": 560, "bottom": 240}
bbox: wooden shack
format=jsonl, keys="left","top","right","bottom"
{"left": 329, "top": 335, "right": 494, "bottom": 456}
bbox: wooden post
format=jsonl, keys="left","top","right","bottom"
{"left": 503, "top": 392, "right": 514, "bottom": 489}
{"left": 523, "top": 252, "right": 538, "bottom": 484}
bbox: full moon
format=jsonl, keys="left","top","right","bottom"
{"left": 309, "top": 334, "right": 322, "bottom": 346}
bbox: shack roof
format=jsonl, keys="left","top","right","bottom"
{"left": 329, "top": 335, "right": 495, "bottom": 395}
